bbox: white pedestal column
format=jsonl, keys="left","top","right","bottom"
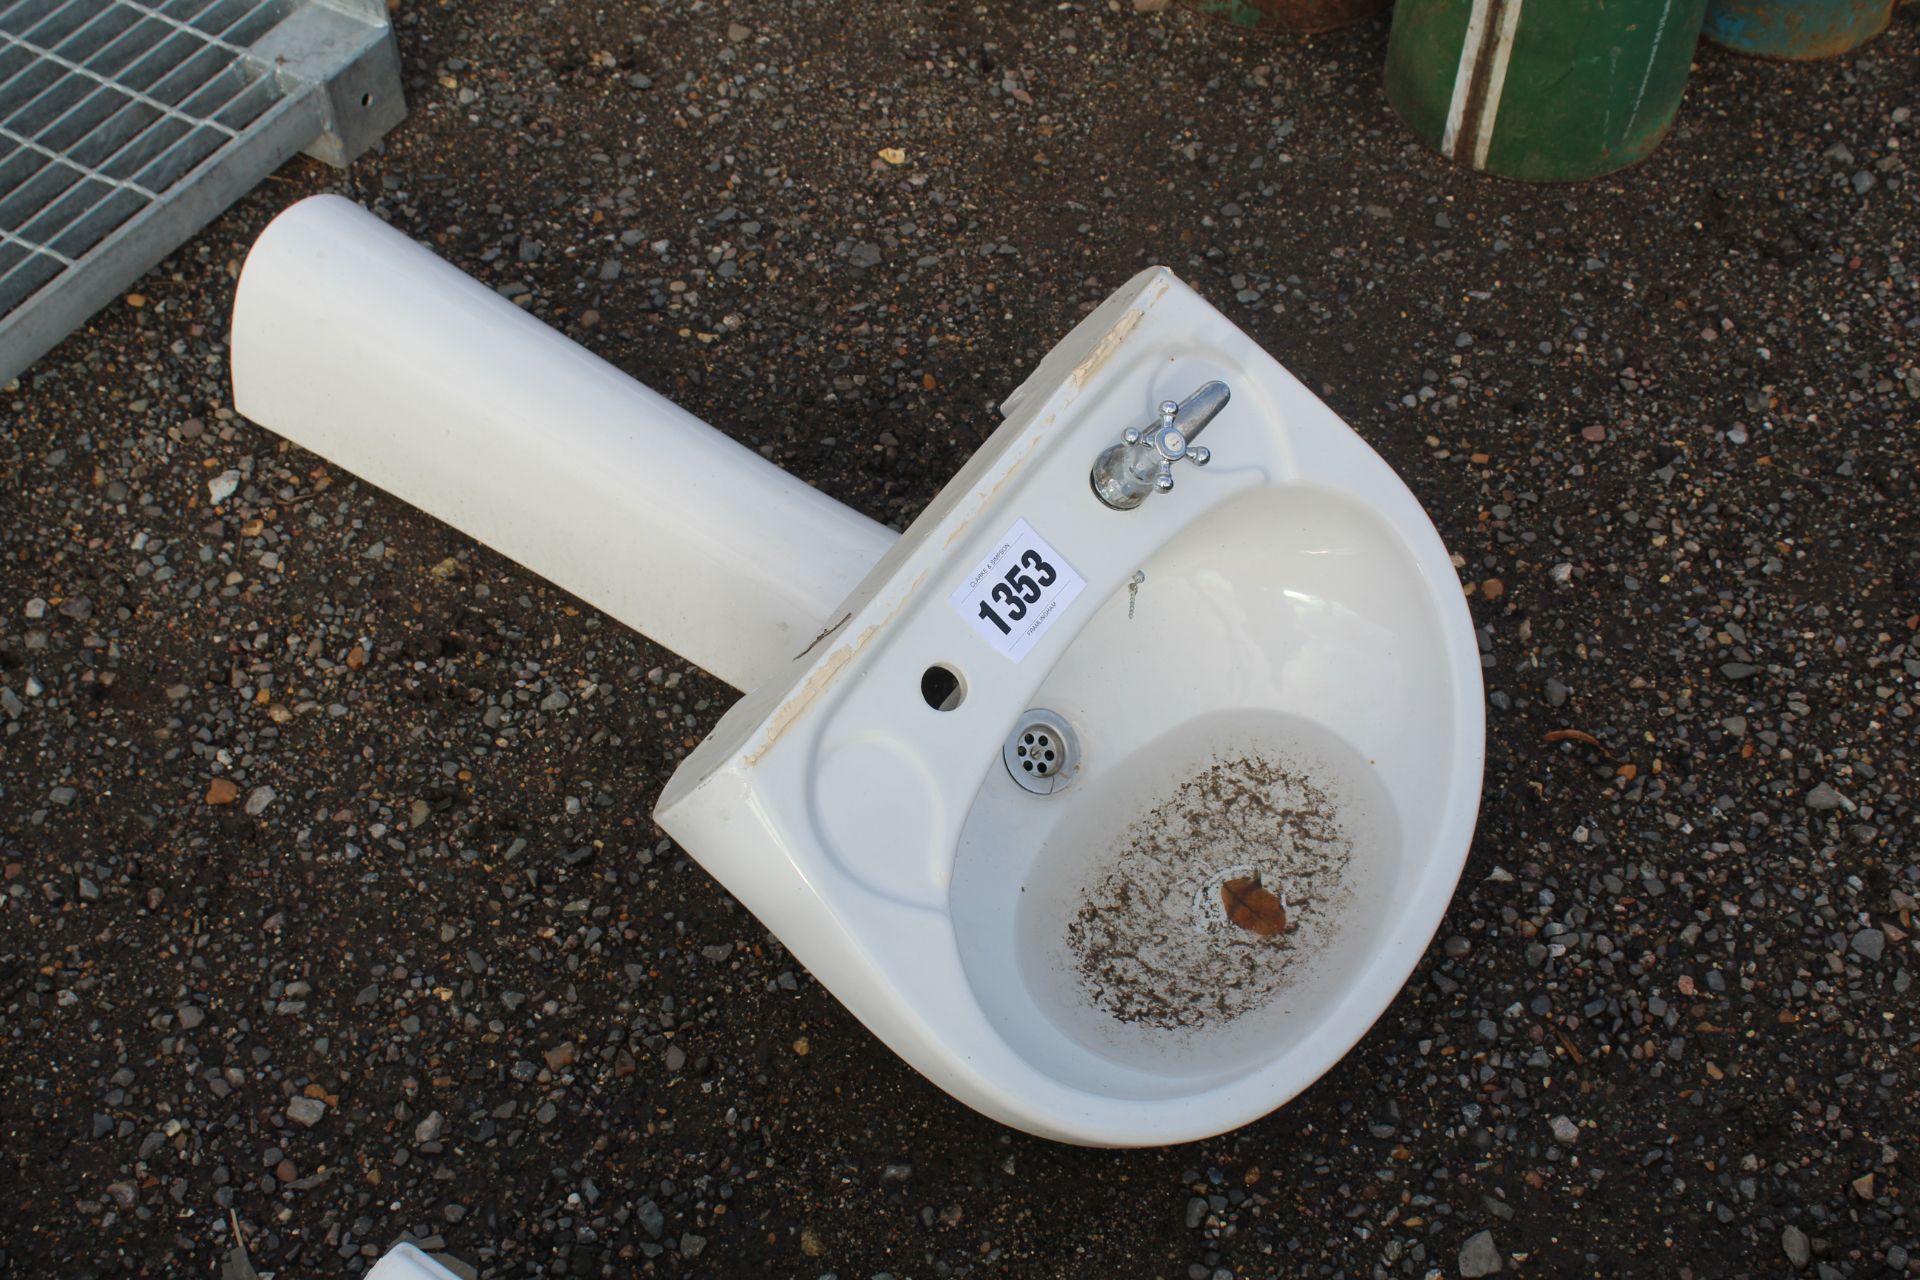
{"left": 231, "top": 196, "right": 897, "bottom": 692}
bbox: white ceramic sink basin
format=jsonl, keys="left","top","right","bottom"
{"left": 230, "top": 199, "right": 1480, "bottom": 1145}
{"left": 952, "top": 485, "right": 1456, "bottom": 1101}
{"left": 655, "top": 268, "right": 1484, "bottom": 1145}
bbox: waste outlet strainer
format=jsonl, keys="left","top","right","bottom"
{"left": 1004, "top": 709, "right": 1080, "bottom": 795}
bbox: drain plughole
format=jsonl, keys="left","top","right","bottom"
{"left": 1003, "top": 709, "right": 1080, "bottom": 795}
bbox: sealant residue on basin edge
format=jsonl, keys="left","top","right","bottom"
{"left": 1015, "top": 711, "right": 1404, "bottom": 1077}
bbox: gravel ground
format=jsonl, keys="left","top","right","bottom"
{"left": 3, "top": 2, "right": 1917, "bottom": 1277}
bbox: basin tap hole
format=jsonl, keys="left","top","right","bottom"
{"left": 920, "top": 663, "right": 965, "bottom": 711}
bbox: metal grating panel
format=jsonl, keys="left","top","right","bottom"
{"left": 0, "top": 0, "right": 404, "bottom": 385}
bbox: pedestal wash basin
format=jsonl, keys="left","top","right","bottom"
{"left": 232, "top": 196, "right": 1483, "bottom": 1145}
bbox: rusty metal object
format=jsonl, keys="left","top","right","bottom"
{"left": 1178, "top": 0, "right": 1391, "bottom": 34}
{"left": 1703, "top": 0, "right": 1895, "bottom": 60}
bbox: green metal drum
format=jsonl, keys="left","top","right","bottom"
{"left": 1386, "top": 0, "right": 1712, "bottom": 182}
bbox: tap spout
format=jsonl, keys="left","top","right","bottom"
{"left": 1170, "top": 381, "right": 1231, "bottom": 444}
{"left": 1090, "top": 380, "right": 1233, "bottom": 511}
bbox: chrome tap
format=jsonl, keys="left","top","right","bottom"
{"left": 1090, "top": 381, "right": 1231, "bottom": 510}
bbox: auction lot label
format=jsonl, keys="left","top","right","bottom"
{"left": 950, "top": 518, "right": 1085, "bottom": 662}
